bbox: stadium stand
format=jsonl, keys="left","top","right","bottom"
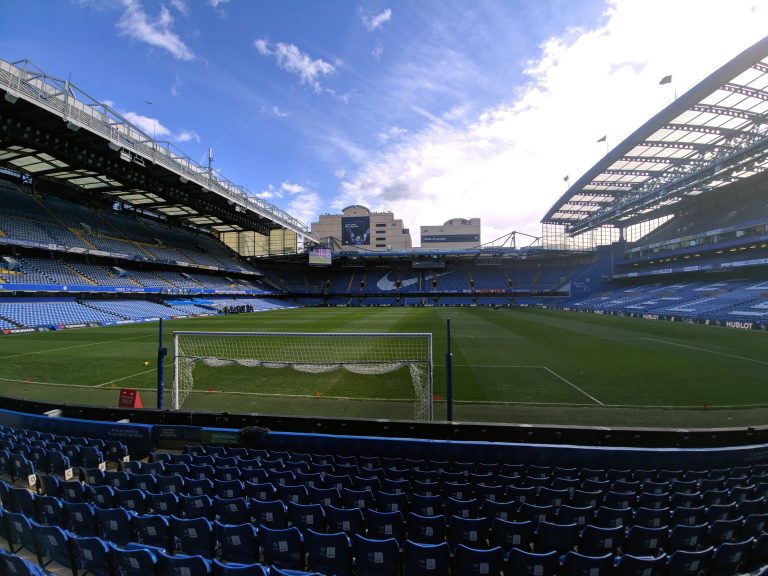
{"left": 0, "top": 416, "right": 767, "bottom": 575}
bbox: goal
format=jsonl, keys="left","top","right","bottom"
{"left": 172, "top": 331, "right": 434, "bottom": 420}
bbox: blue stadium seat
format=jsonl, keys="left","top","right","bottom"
{"left": 170, "top": 514, "right": 214, "bottom": 558}
{"left": 304, "top": 528, "right": 353, "bottom": 576}
{"left": 668, "top": 523, "right": 708, "bottom": 552}
{"left": 534, "top": 520, "right": 578, "bottom": 554}
{"left": 366, "top": 509, "right": 406, "bottom": 543}
{"left": 133, "top": 513, "right": 171, "bottom": 551}
{"left": 95, "top": 506, "right": 133, "bottom": 546}
{"left": 402, "top": 539, "right": 451, "bottom": 576}
{"left": 561, "top": 551, "right": 614, "bottom": 576}
{"left": 579, "top": 523, "right": 624, "bottom": 556}
{"left": 325, "top": 505, "right": 365, "bottom": 536}
{"left": 211, "top": 558, "right": 269, "bottom": 576}
{"left": 251, "top": 498, "right": 288, "bottom": 529}
{"left": 113, "top": 487, "right": 147, "bottom": 514}
{"left": 179, "top": 493, "right": 214, "bottom": 520}
{"left": 623, "top": 525, "right": 667, "bottom": 557}
{"left": 666, "top": 546, "right": 714, "bottom": 576}
{"left": 63, "top": 501, "right": 97, "bottom": 536}
{"left": 146, "top": 490, "right": 179, "bottom": 516}
{"left": 287, "top": 501, "right": 325, "bottom": 532}
{"left": 215, "top": 496, "right": 252, "bottom": 525}
{"left": 410, "top": 493, "right": 442, "bottom": 517}
{"left": 156, "top": 549, "right": 211, "bottom": 576}
{"left": 447, "top": 515, "right": 490, "bottom": 550}
{"left": 109, "top": 541, "right": 157, "bottom": 576}
{"left": 5, "top": 510, "right": 37, "bottom": 555}
{"left": 0, "top": 546, "right": 47, "bottom": 576}
{"left": 614, "top": 553, "right": 667, "bottom": 576}
{"left": 214, "top": 520, "right": 259, "bottom": 565}
{"left": 406, "top": 512, "right": 446, "bottom": 544}
{"left": 353, "top": 534, "right": 400, "bottom": 576}
{"left": 35, "top": 494, "right": 65, "bottom": 527}
{"left": 246, "top": 482, "right": 277, "bottom": 502}
{"left": 32, "top": 521, "right": 75, "bottom": 573}
{"left": 10, "top": 486, "right": 37, "bottom": 518}
{"left": 69, "top": 534, "right": 111, "bottom": 576}
{"left": 259, "top": 525, "right": 305, "bottom": 572}
{"left": 215, "top": 479, "right": 245, "bottom": 499}
{"left": 452, "top": 543, "right": 504, "bottom": 576}
{"left": 709, "top": 537, "right": 754, "bottom": 576}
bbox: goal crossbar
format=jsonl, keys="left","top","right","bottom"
{"left": 172, "top": 331, "right": 434, "bottom": 420}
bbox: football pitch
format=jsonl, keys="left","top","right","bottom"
{"left": 0, "top": 306, "right": 766, "bottom": 429}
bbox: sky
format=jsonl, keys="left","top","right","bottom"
{"left": 2, "top": 0, "right": 768, "bottom": 246}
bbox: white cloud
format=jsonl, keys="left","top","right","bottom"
{"left": 334, "top": 169, "right": 347, "bottom": 179}
{"left": 122, "top": 111, "right": 199, "bottom": 143}
{"left": 261, "top": 105, "right": 289, "bottom": 118}
{"left": 333, "top": 0, "right": 768, "bottom": 245}
{"left": 256, "top": 184, "right": 279, "bottom": 199}
{"left": 170, "top": 74, "right": 183, "bottom": 96}
{"left": 208, "top": 0, "right": 229, "bottom": 6}
{"left": 116, "top": 0, "right": 193, "bottom": 61}
{"left": 169, "top": 0, "right": 187, "bottom": 16}
{"left": 372, "top": 41, "right": 384, "bottom": 59}
{"left": 281, "top": 181, "right": 305, "bottom": 195}
{"left": 362, "top": 8, "right": 392, "bottom": 31}
{"left": 254, "top": 38, "right": 336, "bottom": 93}
{"left": 287, "top": 190, "right": 321, "bottom": 227}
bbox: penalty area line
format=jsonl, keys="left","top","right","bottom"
{"left": 541, "top": 366, "right": 604, "bottom": 406}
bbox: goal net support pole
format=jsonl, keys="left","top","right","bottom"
{"left": 172, "top": 331, "right": 434, "bottom": 420}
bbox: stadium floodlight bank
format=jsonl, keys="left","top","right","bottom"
{"left": 172, "top": 331, "right": 434, "bottom": 420}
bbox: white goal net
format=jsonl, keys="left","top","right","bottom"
{"left": 172, "top": 331, "right": 434, "bottom": 420}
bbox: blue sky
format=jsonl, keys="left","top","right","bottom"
{"left": 2, "top": 0, "right": 767, "bottom": 244}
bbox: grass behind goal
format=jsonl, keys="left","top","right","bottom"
{"left": 0, "top": 306, "right": 766, "bottom": 428}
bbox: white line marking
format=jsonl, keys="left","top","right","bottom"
{"left": 0, "top": 334, "right": 152, "bottom": 360}
{"left": 541, "top": 366, "right": 604, "bottom": 406}
{"left": 95, "top": 363, "right": 173, "bottom": 387}
{"left": 644, "top": 338, "right": 768, "bottom": 365}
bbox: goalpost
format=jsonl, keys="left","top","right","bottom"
{"left": 172, "top": 331, "right": 434, "bottom": 420}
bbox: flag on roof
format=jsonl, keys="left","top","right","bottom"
{"left": 659, "top": 75, "right": 672, "bottom": 85}
{"left": 597, "top": 135, "right": 607, "bottom": 143}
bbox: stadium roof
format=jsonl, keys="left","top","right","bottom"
{"left": 0, "top": 57, "right": 317, "bottom": 241}
{"left": 543, "top": 36, "right": 768, "bottom": 235}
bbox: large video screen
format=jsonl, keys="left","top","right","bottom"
{"left": 308, "top": 247, "right": 332, "bottom": 266}
{"left": 341, "top": 216, "right": 371, "bottom": 246}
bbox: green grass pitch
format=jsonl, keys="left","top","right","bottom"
{"left": 0, "top": 306, "right": 766, "bottom": 428}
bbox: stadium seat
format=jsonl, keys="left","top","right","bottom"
{"left": 63, "top": 501, "right": 97, "bottom": 537}
{"left": 146, "top": 490, "right": 179, "bottom": 516}
{"left": 109, "top": 541, "right": 157, "bottom": 576}
{"left": 32, "top": 521, "right": 75, "bottom": 573}
{"left": 579, "top": 523, "right": 624, "bottom": 556}
{"left": 215, "top": 496, "right": 252, "bottom": 525}
{"left": 666, "top": 546, "right": 714, "bottom": 576}
{"left": 179, "top": 493, "right": 214, "bottom": 519}
{"left": 452, "top": 543, "right": 505, "bottom": 576}
{"left": 447, "top": 515, "right": 490, "bottom": 550}
{"left": 402, "top": 539, "right": 451, "bottom": 576}
{"left": 5, "top": 510, "right": 37, "bottom": 555}
{"left": 214, "top": 520, "right": 259, "bottom": 565}
{"left": 251, "top": 498, "right": 288, "bottom": 529}
{"left": 69, "top": 534, "right": 111, "bottom": 576}
{"left": 353, "top": 534, "right": 400, "bottom": 576}
{"left": 614, "top": 552, "right": 667, "bottom": 576}
{"left": 560, "top": 550, "right": 614, "bottom": 576}
{"left": 0, "top": 546, "right": 47, "bottom": 576}
{"left": 366, "top": 508, "right": 406, "bottom": 543}
{"left": 325, "top": 504, "right": 365, "bottom": 536}
{"left": 133, "top": 512, "right": 171, "bottom": 551}
{"left": 534, "top": 520, "right": 579, "bottom": 554}
{"left": 304, "top": 528, "right": 353, "bottom": 576}
{"left": 211, "top": 558, "right": 269, "bottom": 576}
{"left": 95, "top": 506, "right": 133, "bottom": 545}
{"left": 259, "top": 525, "right": 305, "bottom": 571}
{"left": 170, "top": 514, "right": 214, "bottom": 557}
{"left": 35, "top": 494, "right": 65, "bottom": 527}
{"left": 709, "top": 537, "right": 754, "bottom": 576}
{"left": 156, "top": 549, "right": 211, "bottom": 576}
{"left": 287, "top": 501, "right": 325, "bottom": 532}
{"left": 406, "top": 512, "right": 446, "bottom": 544}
